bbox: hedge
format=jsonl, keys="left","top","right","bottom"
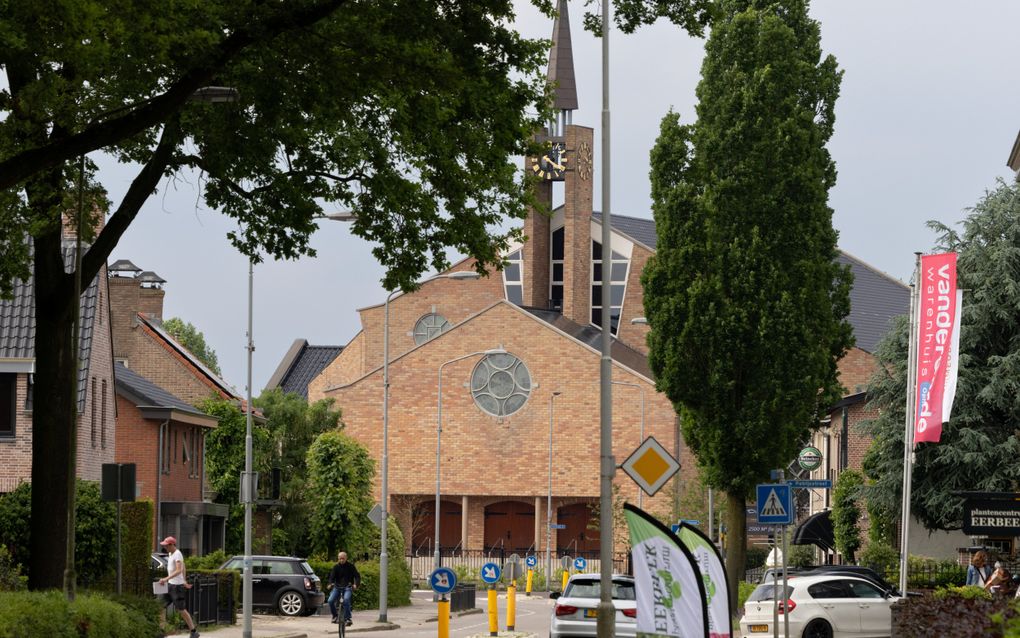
{"left": 309, "top": 557, "right": 411, "bottom": 610}
{"left": 0, "top": 590, "right": 161, "bottom": 638}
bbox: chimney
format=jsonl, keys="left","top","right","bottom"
{"left": 135, "top": 271, "right": 167, "bottom": 322}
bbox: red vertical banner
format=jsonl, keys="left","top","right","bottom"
{"left": 914, "top": 252, "right": 960, "bottom": 445}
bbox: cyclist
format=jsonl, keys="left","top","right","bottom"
{"left": 327, "top": 551, "right": 361, "bottom": 627}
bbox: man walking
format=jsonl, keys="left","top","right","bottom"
{"left": 327, "top": 551, "right": 361, "bottom": 627}
{"left": 158, "top": 536, "right": 199, "bottom": 638}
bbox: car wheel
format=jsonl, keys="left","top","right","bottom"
{"left": 277, "top": 590, "right": 306, "bottom": 616}
{"left": 803, "top": 618, "right": 833, "bottom": 638}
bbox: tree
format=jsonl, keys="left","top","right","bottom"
{"left": 0, "top": 0, "right": 713, "bottom": 590}
{"left": 162, "top": 317, "right": 221, "bottom": 375}
{"left": 831, "top": 469, "right": 863, "bottom": 562}
{"left": 255, "top": 389, "right": 341, "bottom": 557}
{"left": 641, "top": 0, "right": 853, "bottom": 612}
{"left": 860, "top": 180, "right": 1020, "bottom": 531}
{"left": 306, "top": 431, "right": 375, "bottom": 558}
{"left": 199, "top": 396, "right": 272, "bottom": 553}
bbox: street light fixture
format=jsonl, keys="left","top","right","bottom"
{"left": 378, "top": 269, "right": 478, "bottom": 622}
{"left": 547, "top": 391, "right": 562, "bottom": 591}
{"left": 436, "top": 348, "right": 507, "bottom": 571}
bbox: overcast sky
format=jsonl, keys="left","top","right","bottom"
{"left": 106, "top": 1, "right": 1020, "bottom": 396}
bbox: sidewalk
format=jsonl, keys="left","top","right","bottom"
{"left": 196, "top": 591, "right": 486, "bottom": 638}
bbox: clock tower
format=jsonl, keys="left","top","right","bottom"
{"left": 523, "top": 0, "right": 595, "bottom": 328}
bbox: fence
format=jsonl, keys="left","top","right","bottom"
{"left": 406, "top": 548, "right": 631, "bottom": 583}
{"left": 96, "top": 565, "right": 233, "bottom": 626}
{"left": 743, "top": 563, "right": 967, "bottom": 590}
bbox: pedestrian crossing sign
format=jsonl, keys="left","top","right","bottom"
{"left": 756, "top": 483, "right": 793, "bottom": 525}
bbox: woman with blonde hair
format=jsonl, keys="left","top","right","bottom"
{"left": 966, "top": 550, "right": 992, "bottom": 587}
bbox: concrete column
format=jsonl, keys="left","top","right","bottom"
{"left": 461, "top": 496, "right": 469, "bottom": 552}
{"left": 534, "top": 497, "right": 542, "bottom": 551}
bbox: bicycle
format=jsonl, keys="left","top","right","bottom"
{"left": 333, "top": 585, "right": 353, "bottom": 638}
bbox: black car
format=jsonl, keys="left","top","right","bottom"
{"left": 219, "top": 555, "right": 325, "bottom": 616}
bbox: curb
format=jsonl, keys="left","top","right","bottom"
{"left": 424, "top": 607, "right": 485, "bottom": 623}
{"left": 348, "top": 622, "right": 401, "bottom": 633}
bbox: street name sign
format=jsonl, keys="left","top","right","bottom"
{"left": 788, "top": 479, "right": 832, "bottom": 489}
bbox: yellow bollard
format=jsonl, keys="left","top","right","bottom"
{"left": 438, "top": 596, "right": 450, "bottom": 638}
{"left": 487, "top": 587, "right": 498, "bottom": 637}
{"left": 526, "top": 568, "right": 534, "bottom": 596}
{"left": 562, "top": 569, "right": 569, "bottom": 592}
{"left": 506, "top": 580, "right": 517, "bottom": 631}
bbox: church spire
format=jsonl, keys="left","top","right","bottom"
{"left": 547, "top": 0, "right": 577, "bottom": 135}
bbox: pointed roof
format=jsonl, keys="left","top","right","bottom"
{"left": 266, "top": 339, "right": 343, "bottom": 399}
{"left": 548, "top": 0, "right": 578, "bottom": 111}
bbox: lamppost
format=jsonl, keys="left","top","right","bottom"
{"left": 547, "top": 391, "right": 561, "bottom": 591}
{"left": 436, "top": 348, "right": 506, "bottom": 571}
{"left": 378, "top": 270, "right": 479, "bottom": 622}
{"left": 611, "top": 381, "right": 645, "bottom": 508}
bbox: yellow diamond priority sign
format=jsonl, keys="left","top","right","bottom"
{"left": 621, "top": 436, "right": 680, "bottom": 497}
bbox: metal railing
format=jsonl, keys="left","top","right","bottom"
{"left": 406, "top": 548, "right": 631, "bottom": 582}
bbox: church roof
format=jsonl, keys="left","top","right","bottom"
{"left": 266, "top": 339, "right": 343, "bottom": 399}
{"left": 548, "top": 0, "right": 578, "bottom": 111}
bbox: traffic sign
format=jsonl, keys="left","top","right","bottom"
{"left": 560, "top": 556, "right": 572, "bottom": 570}
{"left": 620, "top": 436, "right": 681, "bottom": 496}
{"left": 429, "top": 567, "right": 457, "bottom": 594}
{"left": 367, "top": 503, "right": 383, "bottom": 528}
{"left": 480, "top": 562, "right": 501, "bottom": 584}
{"left": 788, "top": 479, "right": 832, "bottom": 489}
{"left": 573, "top": 557, "right": 587, "bottom": 571}
{"left": 550, "top": 523, "right": 566, "bottom": 529}
{"left": 682, "top": 519, "right": 701, "bottom": 526}
{"left": 670, "top": 523, "right": 680, "bottom": 533}
{"left": 756, "top": 483, "right": 793, "bottom": 525}
{"left": 525, "top": 555, "right": 537, "bottom": 568}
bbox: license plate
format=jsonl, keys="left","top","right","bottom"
{"left": 584, "top": 609, "right": 598, "bottom": 618}
{"left": 749, "top": 624, "right": 770, "bottom": 633}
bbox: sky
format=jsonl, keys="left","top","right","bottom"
{"left": 106, "top": 1, "right": 1020, "bottom": 397}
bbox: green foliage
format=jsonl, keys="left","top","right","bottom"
{"left": 859, "top": 541, "right": 898, "bottom": 571}
{"left": 865, "top": 492, "right": 896, "bottom": 546}
{"left": 255, "top": 389, "right": 342, "bottom": 557}
{"left": 642, "top": 0, "right": 852, "bottom": 596}
{"left": 200, "top": 395, "right": 273, "bottom": 553}
{"left": 119, "top": 499, "right": 154, "bottom": 579}
{"left": 184, "top": 549, "right": 230, "bottom": 571}
{"left": 0, "top": 481, "right": 116, "bottom": 586}
{"left": 306, "top": 431, "right": 376, "bottom": 557}
{"left": 934, "top": 584, "right": 991, "bottom": 601}
{"left": 831, "top": 469, "right": 864, "bottom": 561}
{"left": 860, "top": 180, "right": 1020, "bottom": 531}
{"left": 163, "top": 317, "right": 221, "bottom": 375}
{"left": 744, "top": 546, "right": 768, "bottom": 570}
{"left": 308, "top": 553, "right": 411, "bottom": 610}
{"left": 737, "top": 580, "right": 757, "bottom": 611}
{"left": 0, "top": 591, "right": 158, "bottom": 638}
{"left": 0, "top": 546, "right": 25, "bottom": 592}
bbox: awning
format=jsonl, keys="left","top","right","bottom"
{"left": 792, "top": 510, "right": 835, "bottom": 552}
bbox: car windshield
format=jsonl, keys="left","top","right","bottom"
{"left": 748, "top": 583, "right": 794, "bottom": 602}
{"left": 565, "top": 579, "right": 636, "bottom": 600}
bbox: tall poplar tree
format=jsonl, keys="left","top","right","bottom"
{"left": 642, "top": 0, "right": 852, "bottom": 607}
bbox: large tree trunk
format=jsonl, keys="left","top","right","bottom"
{"left": 28, "top": 226, "right": 76, "bottom": 590}
{"left": 725, "top": 491, "right": 747, "bottom": 617}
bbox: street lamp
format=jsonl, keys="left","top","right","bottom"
{"left": 547, "top": 391, "right": 562, "bottom": 591}
{"left": 436, "top": 348, "right": 507, "bottom": 571}
{"left": 611, "top": 381, "right": 645, "bottom": 508}
{"left": 378, "top": 270, "right": 478, "bottom": 622}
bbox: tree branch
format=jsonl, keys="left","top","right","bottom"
{"left": 0, "top": 0, "right": 349, "bottom": 191}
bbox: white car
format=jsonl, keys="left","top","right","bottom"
{"left": 549, "top": 573, "right": 637, "bottom": 638}
{"left": 740, "top": 573, "right": 899, "bottom": 638}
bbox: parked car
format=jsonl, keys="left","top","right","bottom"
{"left": 760, "top": 565, "right": 900, "bottom": 596}
{"left": 549, "top": 573, "right": 637, "bottom": 638}
{"left": 219, "top": 555, "right": 325, "bottom": 616}
{"left": 740, "top": 573, "right": 899, "bottom": 638}
{"left": 151, "top": 552, "right": 167, "bottom": 570}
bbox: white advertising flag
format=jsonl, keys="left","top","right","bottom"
{"left": 678, "top": 522, "right": 732, "bottom": 638}
{"left": 624, "top": 504, "right": 709, "bottom": 638}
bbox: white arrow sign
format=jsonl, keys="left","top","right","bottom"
{"left": 483, "top": 565, "right": 497, "bottom": 580}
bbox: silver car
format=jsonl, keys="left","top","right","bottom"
{"left": 549, "top": 573, "right": 637, "bottom": 638}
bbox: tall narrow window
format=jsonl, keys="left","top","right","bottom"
{"left": 590, "top": 240, "right": 630, "bottom": 335}
{"left": 0, "top": 374, "right": 15, "bottom": 438}
{"left": 90, "top": 377, "right": 97, "bottom": 448}
{"left": 101, "top": 380, "right": 107, "bottom": 449}
{"left": 550, "top": 228, "right": 564, "bottom": 310}
{"left": 502, "top": 249, "right": 524, "bottom": 305}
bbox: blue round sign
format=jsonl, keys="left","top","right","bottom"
{"left": 430, "top": 566, "right": 457, "bottom": 594}
{"left": 480, "top": 562, "right": 502, "bottom": 584}
{"left": 573, "top": 557, "right": 587, "bottom": 571}
{"left": 525, "top": 555, "right": 537, "bottom": 568}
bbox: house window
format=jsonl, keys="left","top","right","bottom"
{"left": 503, "top": 249, "right": 524, "bottom": 306}
{"left": 100, "top": 380, "right": 107, "bottom": 449}
{"left": 470, "top": 353, "right": 532, "bottom": 417}
{"left": 413, "top": 313, "right": 451, "bottom": 345}
{"left": 550, "top": 228, "right": 564, "bottom": 310}
{"left": 0, "top": 374, "right": 15, "bottom": 438}
{"left": 590, "top": 240, "right": 630, "bottom": 335}
{"left": 90, "top": 377, "right": 97, "bottom": 448}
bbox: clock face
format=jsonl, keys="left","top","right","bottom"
{"left": 530, "top": 141, "right": 568, "bottom": 181}
{"left": 577, "top": 141, "right": 593, "bottom": 181}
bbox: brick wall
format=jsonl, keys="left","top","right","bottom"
{"left": 561, "top": 125, "right": 594, "bottom": 327}
{"left": 837, "top": 346, "right": 880, "bottom": 395}
{"left": 523, "top": 177, "right": 552, "bottom": 308}
{"left": 615, "top": 244, "right": 653, "bottom": 354}
{"left": 0, "top": 373, "right": 32, "bottom": 493}
{"left": 311, "top": 301, "right": 687, "bottom": 551}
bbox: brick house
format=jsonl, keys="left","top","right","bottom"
{"left": 0, "top": 240, "right": 117, "bottom": 494}
{"left": 106, "top": 260, "right": 243, "bottom": 553}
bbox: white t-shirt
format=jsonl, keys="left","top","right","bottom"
{"left": 166, "top": 549, "right": 186, "bottom": 585}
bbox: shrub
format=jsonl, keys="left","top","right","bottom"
{"left": 185, "top": 549, "right": 230, "bottom": 571}
{"left": 0, "top": 546, "right": 25, "bottom": 592}
{"left": 859, "top": 540, "right": 898, "bottom": 571}
{"left": 745, "top": 546, "right": 768, "bottom": 570}
{"left": 71, "top": 595, "right": 134, "bottom": 637}
{"left": 737, "top": 580, "right": 757, "bottom": 612}
{"left": 892, "top": 589, "right": 1019, "bottom": 638}
{"left": 0, "top": 591, "right": 157, "bottom": 638}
